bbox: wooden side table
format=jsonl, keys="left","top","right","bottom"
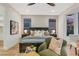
{"left": 77, "top": 48, "right": 79, "bottom": 56}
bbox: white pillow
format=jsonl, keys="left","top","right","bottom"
{"left": 49, "top": 37, "right": 63, "bottom": 55}
{"left": 30, "top": 30, "right": 33, "bottom": 34}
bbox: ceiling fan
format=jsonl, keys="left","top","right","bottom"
{"left": 27, "top": 3, "right": 55, "bottom": 6}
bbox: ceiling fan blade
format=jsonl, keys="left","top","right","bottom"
{"left": 47, "top": 3, "right": 55, "bottom": 6}
{"left": 27, "top": 3, "right": 35, "bottom": 6}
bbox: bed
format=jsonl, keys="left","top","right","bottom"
{"left": 19, "top": 27, "right": 52, "bottom": 53}
{"left": 20, "top": 27, "right": 52, "bottom": 43}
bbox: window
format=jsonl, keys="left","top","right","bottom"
{"left": 24, "top": 18, "right": 31, "bottom": 30}
{"left": 49, "top": 19, "right": 56, "bottom": 34}
{"left": 66, "top": 14, "right": 74, "bottom": 36}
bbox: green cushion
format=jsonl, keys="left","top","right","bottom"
{"left": 62, "top": 40, "right": 67, "bottom": 47}
{"left": 60, "top": 40, "right": 67, "bottom": 56}
{"left": 38, "top": 37, "right": 67, "bottom": 56}
{"left": 38, "top": 42, "right": 47, "bottom": 52}
{"left": 60, "top": 46, "right": 67, "bottom": 56}
{"left": 45, "top": 37, "right": 52, "bottom": 48}
{"left": 38, "top": 49, "right": 59, "bottom": 56}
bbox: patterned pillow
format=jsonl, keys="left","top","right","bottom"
{"left": 48, "top": 37, "right": 63, "bottom": 55}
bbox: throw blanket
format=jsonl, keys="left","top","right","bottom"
{"left": 22, "top": 36, "right": 52, "bottom": 39}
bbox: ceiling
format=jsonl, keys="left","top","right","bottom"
{"left": 9, "top": 3, "right": 74, "bottom": 15}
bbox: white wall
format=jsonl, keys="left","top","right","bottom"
{"left": 1, "top": 4, "right": 22, "bottom": 50}
{"left": 57, "top": 3, "right": 79, "bottom": 39}
{"left": 22, "top": 15, "right": 57, "bottom": 27}
{"left": 57, "top": 14, "right": 66, "bottom": 38}
{"left": 0, "top": 4, "right": 5, "bottom": 16}
{"left": 0, "top": 27, "right": 3, "bottom": 40}
{"left": 22, "top": 15, "right": 58, "bottom": 33}
{"left": 0, "top": 4, "right": 6, "bottom": 40}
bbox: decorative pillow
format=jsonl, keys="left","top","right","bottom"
{"left": 44, "top": 31, "right": 49, "bottom": 36}
{"left": 30, "top": 30, "right": 35, "bottom": 36}
{"left": 66, "top": 43, "right": 76, "bottom": 56}
{"left": 48, "top": 37, "right": 63, "bottom": 55}
{"left": 34, "top": 30, "right": 38, "bottom": 36}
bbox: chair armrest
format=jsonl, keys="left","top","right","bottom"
{"left": 61, "top": 46, "right": 67, "bottom": 56}
{"left": 45, "top": 37, "right": 52, "bottom": 48}
{"left": 38, "top": 49, "right": 59, "bottom": 56}
{"left": 38, "top": 42, "right": 47, "bottom": 52}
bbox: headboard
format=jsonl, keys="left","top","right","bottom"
{"left": 29, "top": 27, "right": 49, "bottom": 31}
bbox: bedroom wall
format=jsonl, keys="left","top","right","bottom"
{"left": 22, "top": 15, "right": 58, "bottom": 27}
{"left": 0, "top": 4, "right": 5, "bottom": 40}
{"left": 22, "top": 15, "right": 58, "bottom": 33}
{"left": 57, "top": 3, "right": 79, "bottom": 40}
{"left": 2, "top": 4, "right": 21, "bottom": 50}
{"left": 57, "top": 14, "right": 66, "bottom": 39}
{"left": 0, "top": 27, "right": 3, "bottom": 40}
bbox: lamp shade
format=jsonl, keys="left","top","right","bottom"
{"left": 51, "top": 30, "right": 55, "bottom": 34}
{"left": 24, "top": 30, "right": 27, "bottom": 33}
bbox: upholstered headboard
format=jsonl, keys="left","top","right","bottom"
{"left": 29, "top": 27, "right": 49, "bottom": 31}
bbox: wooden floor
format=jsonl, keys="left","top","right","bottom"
{"left": 0, "top": 41, "right": 39, "bottom": 56}
{"left": 0, "top": 40, "right": 3, "bottom": 49}
{"left": 0, "top": 43, "right": 18, "bottom": 56}
{"left": 0, "top": 43, "right": 29, "bottom": 56}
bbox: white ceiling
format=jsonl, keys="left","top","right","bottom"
{"left": 9, "top": 3, "right": 74, "bottom": 15}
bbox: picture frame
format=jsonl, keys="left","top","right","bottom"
{"left": 10, "top": 20, "right": 19, "bottom": 35}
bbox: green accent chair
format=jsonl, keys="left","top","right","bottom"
{"left": 38, "top": 37, "right": 67, "bottom": 56}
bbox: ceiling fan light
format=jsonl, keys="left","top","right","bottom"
{"left": 27, "top": 3, "right": 35, "bottom": 6}
{"left": 47, "top": 3, "right": 55, "bottom": 6}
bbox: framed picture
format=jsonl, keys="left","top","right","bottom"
{"left": 10, "top": 20, "right": 19, "bottom": 35}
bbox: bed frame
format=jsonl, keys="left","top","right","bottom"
{"left": 29, "top": 27, "right": 49, "bottom": 31}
